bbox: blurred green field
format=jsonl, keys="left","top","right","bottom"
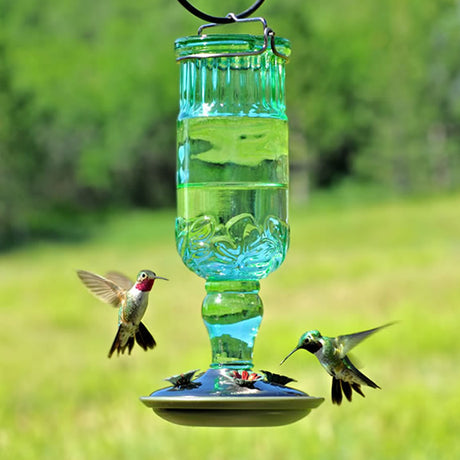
{"left": 1, "top": 191, "right": 459, "bottom": 459}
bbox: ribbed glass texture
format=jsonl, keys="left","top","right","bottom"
{"left": 176, "top": 35, "right": 289, "bottom": 119}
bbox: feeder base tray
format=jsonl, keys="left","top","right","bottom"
{"left": 140, "top": 368, "right": 324, "bottom": 427}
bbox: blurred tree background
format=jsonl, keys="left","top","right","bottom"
{"left": 1, "top": 0, "right": 459, "bottom": 249}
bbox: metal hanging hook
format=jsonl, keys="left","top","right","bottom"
{"left": 197, "top": 13, "right": 266, "bottom": 35}
{"left": 177, "top": 0, "right": 266, "bottom": 23}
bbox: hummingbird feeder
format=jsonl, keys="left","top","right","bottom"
{"left": 140, "top": 0, "right": 323, "bottom": 426}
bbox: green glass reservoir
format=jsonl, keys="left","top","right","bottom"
{"left": 175, "top": 34, "right": 291, "bottom": 368}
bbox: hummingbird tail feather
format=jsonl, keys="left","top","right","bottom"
{"left": 108, "top": 325, "right": 123, "bottom": 358}
{"left": 334, "top": 380, "right": 369, "bottom": 403}
{"left": 352, "top": 382, "right": 365, "bottom": 398}
{"left": 331, "top": 378, "right": 343, "bottom": 405}
{"left": 127, "top": 336, "right": 135, "bottom": 355}
{"left": 341, "top": 381, "right": 353, "bottom": 402}
{"left": 136, "top": 322, "right": 156, "bottom": 351}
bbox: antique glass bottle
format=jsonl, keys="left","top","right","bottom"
{"left": 175, "top": 34, "right": 291, "bottom": 369}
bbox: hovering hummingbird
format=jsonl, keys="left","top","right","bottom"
{"left": 77, "top": 269, "right": 168, "bottom": 358}
{"left": 281, "top": 323, "right": 393, "bottom": 405}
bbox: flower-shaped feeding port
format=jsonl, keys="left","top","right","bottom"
{"left": 230, "top": 370, "right": 262, "bottom": 389}
{"left": 260, "top": 370, "right": 296, "bottom": 387}
{"left": 164, "top": 370, "right": 202, "bottom": 390}
{"left": 141, "top": 15, "right": 323, "bottom": 427}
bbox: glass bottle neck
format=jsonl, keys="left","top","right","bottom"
{"left": 202, "top": 280, "right": 263, "bottom": 369}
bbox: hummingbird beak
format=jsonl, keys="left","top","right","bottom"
{"left": 280, "top": 347, "right": 300, "bottom": 365}
{"left": 153, "top": 275, "right": 168, "bottom": 281}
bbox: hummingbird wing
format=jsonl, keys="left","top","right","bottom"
{"left": 343, "top": 355, "right": 380, "bottom": 389}
{"left": 334, "top": 322, "right": 395, "bottom": 358}
{"left": 77, "top": 270, "right": 125, "bottom": 307}
{"left": 105, "top": 271, "right": 134, "bottom": 290}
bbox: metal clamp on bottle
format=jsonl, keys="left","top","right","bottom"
{"left": 175, "top": 0, "right": 289, "bottom": 62}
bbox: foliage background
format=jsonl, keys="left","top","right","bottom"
{"left": 1, "top": 0, "right": 460, "bottom": 246}
{"left": 1, "top": 1, "right": 459, "bottom": 458}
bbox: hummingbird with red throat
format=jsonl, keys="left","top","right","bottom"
{"left": 77, "top": 269, "right": 168, "bottom": 357}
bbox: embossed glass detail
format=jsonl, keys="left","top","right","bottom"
{"left": 176, "top": 208, "right": 289, "bottom": 280}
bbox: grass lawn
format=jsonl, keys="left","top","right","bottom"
{"left": 1, "top": 191, "right": 459, "bottom": 459}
